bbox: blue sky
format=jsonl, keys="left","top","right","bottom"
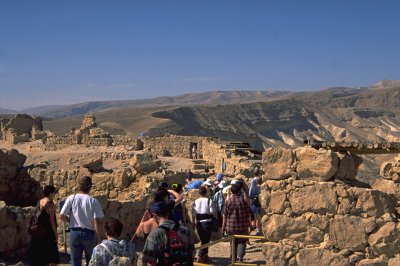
{"left": 0, "top": 1, "right": 399, "bottom": 110}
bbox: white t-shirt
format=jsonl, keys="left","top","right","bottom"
{"left": 60, "top": 193, "right": 104, "bottom": 230}
{"left": 192, "top": 197, "right": 214, "bottom": 216}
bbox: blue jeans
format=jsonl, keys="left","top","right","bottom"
{"left": 70, "top": 228, "right": 96, "bottom": 266}
{"left": 196, "top": 221, "right": 212, "bottom": 257}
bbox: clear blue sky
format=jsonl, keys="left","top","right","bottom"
{"left": 1, "top": 0, "right": 399, "bottom": 110}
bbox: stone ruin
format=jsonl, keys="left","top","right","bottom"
{"left": 260, "top": 147, "right": 400, "bottom": 265}
{"left": 0, "top": 114, "right": 46, "bottom": 145}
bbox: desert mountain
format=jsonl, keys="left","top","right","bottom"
{"left": 42, "top": 80, "right": 400, "bottom": 151}
{"left": 0, "top": 108, "right": 17, "bottom": 115}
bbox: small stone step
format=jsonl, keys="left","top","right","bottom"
{"left": 193, "top": 164, "right": 207, "bottom": 170}
{"left": 192, "top": 159, "right": 206, "bottom": 164}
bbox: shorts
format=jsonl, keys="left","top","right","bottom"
{"left": 251, "top": 204, "right": 261, "bottom": 218}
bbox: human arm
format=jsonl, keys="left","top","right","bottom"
{"left": 59, "top": 195, "right": 72, "bottom": 223}
{"left": 167, "top": 189, "right": 183, "bottom": 206}
{"left": 94, "top": 217, "right": 106, "bottom": 242}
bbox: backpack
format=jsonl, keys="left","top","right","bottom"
{"left": 158, "top": 223, "right": 193, "bottom": 266}
{"left": 100, "top": 243, "right": 132, "bottom": 266}
{"left": 29, "top": 201, "right": 50, "bottom": 237}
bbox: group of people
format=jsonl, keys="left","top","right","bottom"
{"left": 28, "top": 169, "right": 263, "bottom": 265}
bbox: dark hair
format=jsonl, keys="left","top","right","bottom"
{"left": 43, "top": 185, "right": 56, "bottom": 197}
{"left": 79, "top": 176, "right": 92, "bottom": 193}
{"left": 171, "top": 183, "right": 182, "bottom": 193}
{"left": 151, "top": 202, "right": 170, "bottom": 218}
{"left": 154, "top": 188, "right": 170, "bottom": 203}
{"left": 231, "top": 184, "right": 240, "bottom": 195}
{"left": 199, "top": 186, "right": 207, "bottom": 196}
{"left": 104, "top": 217, "right": 123, "bottom": 238}
{"left": 158, "top": 182, "right": 169, "bottom": 190}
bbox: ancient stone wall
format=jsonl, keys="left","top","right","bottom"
{"left": 261, "top": 147, "right": 400, "bottom": 265}
{"left": 111, "top": 135, "right": 138, "bottom": 147}
{"left": 82, "top": 135, "right": 112, "bottom": 146}
{"left": 144, "top": 135, "right": 208, "bottom": 158}
{"left": 202, "top": 138, "right": 255, "bottom": 176}
{"left": 0, "top": 114, "right": 43, "bottom": 138}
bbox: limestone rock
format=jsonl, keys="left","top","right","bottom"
{"left": 368, "top": 222, "right": 400, "bottom": 257}
{"left": 357, "top": 257, "right": 388, "bottom": 266}
{"left": 263, "top": 214, "right": 308, "bottom": 241}
{"left": 289, "top": 183, "right": 338, "bottom": 214}
{"left": 388, "top": 255, "right": 400, "bottom": 266}
{"left": 295, "top": 147, "right": 339, "bottom": 181}
{"left": 262, "top": 242, "right": 297, "bottom": 265}
{"left": 296, "top": 248, "right": 350, "bottom": 266}
{"left": 129, "top": 152, "right": 161, "bottom": 174}
{"left": 329, "top": 215, "right": 368, "bottom": 252}
{"left": 355, "top": 190, "right": 397, "bottom": 217}
{"left": 262, "top": 148, "right": 294, "bottom": 180}
{"left": 337, "top": 198, "right": 353, "bottom": 215}
{"left": 370, "top": 178, "right": 399, "bottom": 196}
{"left": 81, "top": 153, "right": 103, "bottom": 173}
{"left": 335, "top": 153, "right": 362, "bottom": 181}
{"left": 269, "top": 191, "right": 286, "bottom": 213}
{"left": 113, "top": 169, "right": 132, "bottom": 189}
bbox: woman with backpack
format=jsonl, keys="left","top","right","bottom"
{"left": 28, "top": 185, "right": 60, "bottom": 266}
{"left": 192, "top": 186, "right": 215, "bottom": 263}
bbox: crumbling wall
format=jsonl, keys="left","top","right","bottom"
{"left": 261, "top": 147, "right": 400, "bottom": 265}
{"left": 0, "top": 114, "right": 43, "bottom": 138}
{"left": 144, "top": 135, "right": 207, "bottom": 158}
{"left": 202, "top": 138, "right": 255, "bottom": 176}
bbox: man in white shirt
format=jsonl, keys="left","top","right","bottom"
{"left": 60, "top": 176, "right": 105, "bottom": 266}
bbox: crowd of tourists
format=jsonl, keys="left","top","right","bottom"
{"left": 28, "top": 168, "right": 263, "bottom": 266}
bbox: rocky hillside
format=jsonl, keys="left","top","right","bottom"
{"left": 41, "top": 81, "right": 400, "bottom": 150}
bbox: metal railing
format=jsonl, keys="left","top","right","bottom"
{"left": 194, "top": 234, "right": 266, "bottom": 266}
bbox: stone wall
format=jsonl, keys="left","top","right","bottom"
{"left": 82, "top": 135, "right": 112, "bottom": 146}
{"left": 0, "top": 114, "right": 43, "bottom": 138}
{"left": 202, "top": 138, "right": 256, "bottom": 177}
{"left": 111, "top": 135, "right": 138, "bottom": 147}
{"left": 144, "top": 135, "right": 208, "bottom": 158}
{"left": 260, "top": 147, "right": 400, "bottom": 265}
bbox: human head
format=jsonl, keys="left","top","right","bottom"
{"left": 199, "top": 186, "right": 207, "bottom": 196}
{"left": 171, "top": 183, "right": 183, "bottom": 193}
{"left": 104, "top": 217, "right": 123, "bottom": 238}
{"left": 231, "top": 184, "right": 241, "bottom": 195}
{"left": 256, "top": 176, "right": 263, "bottom": 185}
{"left": 150, "top": 202, "right": 170, "bottom": 218}
{"left": 154, "top": 188, "right": 170, "bottom": 203}
{"left": 43, "top": 185, "right": 56, "bottom": 198}
{"left": 216, "top": 173, "right": 223, "bottom": 182}
{"left": 79, "top": 176, "right": 92, "bottom": 193}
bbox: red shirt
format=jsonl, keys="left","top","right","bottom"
{"left": 224, "top": 194, "right": 251, "bottom": 233}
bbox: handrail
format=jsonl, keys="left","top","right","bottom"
{"left": 194, "top": 234, "right": 266, "bottom": 266}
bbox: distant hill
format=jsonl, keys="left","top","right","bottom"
{"left": 0, "top": 108, "right": 17, "bottom": 115}
{"left": 42, "top": 80, "right": 400, "bottom": 151}
{"left": 23, "top": 91, "right": 296, "bottom": 118}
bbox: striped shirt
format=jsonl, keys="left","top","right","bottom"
{"left": 224, "top": 194, "right": 251, "bottom": 233}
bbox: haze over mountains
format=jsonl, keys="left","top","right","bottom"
{"left": 2, "top": 80, "right": 400, "bottom": 150}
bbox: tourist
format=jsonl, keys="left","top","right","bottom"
{"left": 213, "top": 180, "right": 227, "bottom": 228}
{"left": 185, "top": 178, "right": 203, "bottom": 191}
{"left": 185, "top": 169, "right": 194, "bottom": 183}
{"left": 170, "top": 183, "right": 187, "bottom": 225}
{"left": 143, "top": 202, "right": 195, "bottom": 265}
{"left": 222, "top": 184, "right": 252, "bottom": 263}
{"left": 249, "top": 176, "right": 263, "bottom": 235}
{"left": 192, "top": 186, "right": 215, "bottom": 263}
{"left": 60, "top": 176, "right": 106, "bottom": 266}
{"left": 133, "top": 210, "right": 159, "bottom": 240}
{"left": 28, "top": 185, "right": 60, "bottom": 266}
{"left": 90, "top": 217, "right": 137, "bottom": 265}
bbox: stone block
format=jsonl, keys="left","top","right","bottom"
{"left": 368, "top": 222, "right": 400, "bottom": 257}
{"left": 262, "top": 148, "right": 294, "bottom": 180}
{"left": 289, "top": 183, "right": 338, "bottom": 214}
{"left": 295, "top": 147, "right": 338, "bottom": 181}
{"left": 355, "top": 190, "right": 397, "bottom": 217}
{"left": 296, "top": 248, "right": 350, "bottom": 266}
{"left": 328, "top": 215, "right": 368, "bottom": 252}
{"left": 269, "top": 191, "right": 286, "bottom": 213}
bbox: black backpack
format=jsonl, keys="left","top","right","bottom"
{"left": 158, "top": 223, "right": 193, "bottom": 266}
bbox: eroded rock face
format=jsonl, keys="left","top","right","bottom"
{"left": 368, "top": 222, "right": 400, "bottom": 257}
{"left": 262, "top": 148, "right": 294, "bottom": 180}
{"left": 289, "top": 183, "right": 338, "bottom": 214}
{"left": 81, "top": 153, "right": 103, "bottom": 173}
{"left": 295, "top": 147, "right": 339, "bottom": 181}
{"left": 328, "top": 215, "right": 368, "bottom": 251}
{"left": 355, "top": 190, "right": 397, "bottom": 217}
{"left": 296, "top": 248, "right": 350, "bottom": 266}
{"left": 262, "top": 242, "right": 297, "bottom": 265}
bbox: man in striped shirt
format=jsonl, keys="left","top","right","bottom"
{"left": 222, "top": 184, "right": 252, "bottom": 263}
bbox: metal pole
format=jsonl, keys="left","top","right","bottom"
{"left": 231, "top": 235, "right": 236, "bottom": 265}
{"left": 62, "top": 221, "right": 67, "bottom": 254}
